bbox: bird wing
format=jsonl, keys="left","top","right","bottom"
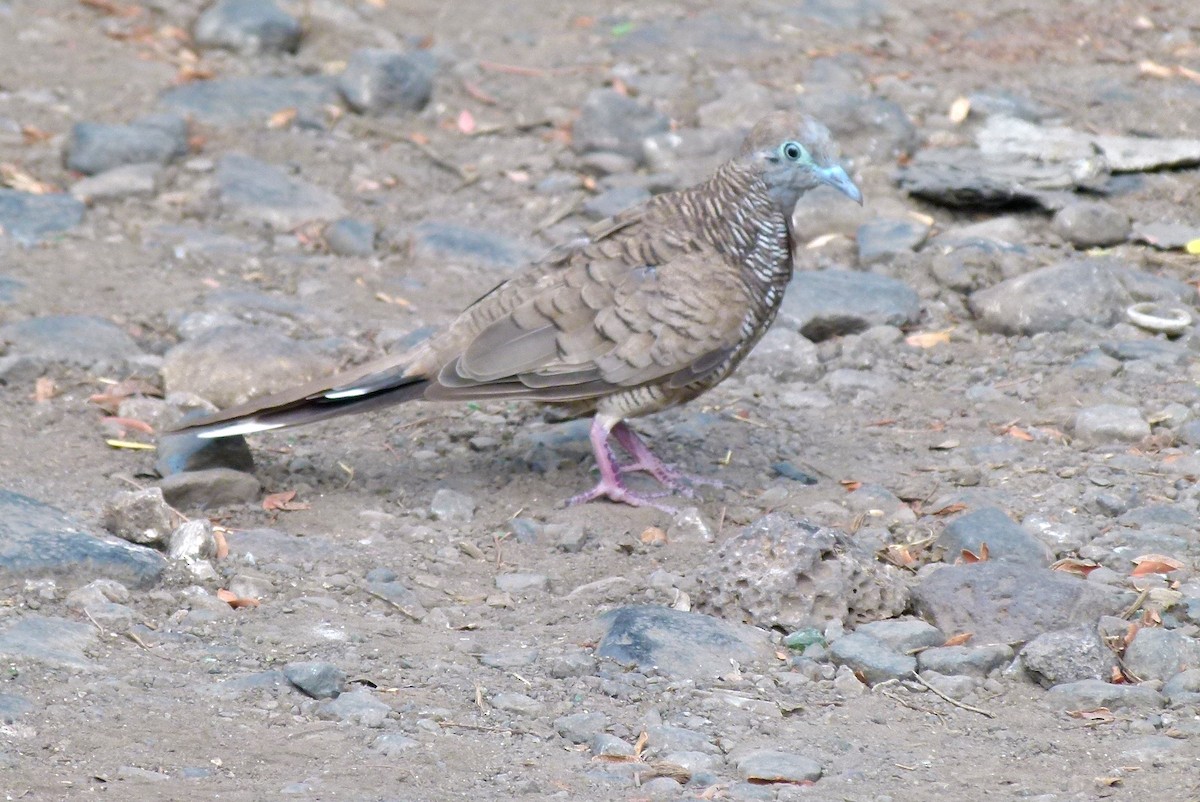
{"left": 426, "top": 217, "right": 754, "bottom": 403}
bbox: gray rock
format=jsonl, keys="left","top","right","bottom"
{"left": 161, "top": 325, "right": 336, "bottom": 409}
{"left": 156, "top": 428, "right": 255, "bottom": 477}
{"left": 855, "top": 619, "right": 946, "bottom": 653}
{"left": 410, "top": 221, "right": 534, "bottom": 269}
{"left": 912, "top": 561, "right": 1134, "bottom": 644}
{"left": 337, "top": 49, "right": 435, "bottom": 115}
{"left": 216, "top": 154, "right": 345, "bottom": 230}
{"left": 167, "top": 520, "right": 217, "bottom": 562}
{"left": 366, "top": 579, "right": 426, "bottom": 621}
{"left": 494, "top": 573, "right": 549, "bottom": 593}
{"left": 644, "top": 724, "right": 718, "bottom": 755}
{"left": 1162, "top": 668, "right": 1200, "bottom": 702}
{"left": 829, "top": 632, "right": 916, "bottom": 684}
{"left": 158, "top": 468, "right": 261, "bottom": 510}
{"left": 939, "top": 507, "right": 1053, "bottom": 566}
{"left": 101, "top": 487, "right": 176, "bottom": 547}
{"left": 978, "top": 115, "right": 1200, "bottom": 174}
{"left": 554, "top": 711, "right": 607, "bottom": 744}
{"left": 640, "top": 777, "right": 682, "bottom": 798}
{"left": 0, "top": 190, "right": 85, "bottom": 246}
{"left": 591, "top": 733, "right": 636, "bottom": 758}
{"left": 1073, "top": 405, "right": 1150, "bottom": 446}
{"left": 896, "top": 147, "right": 1090, "bottom": 209}
{"left": 478, "top": 646, "right": 539, "bottom": 669}
{"left": 582, "top": 186, "right": 651, "bottom": 220}
{"left": 0, "top": 490, "right": 165, "bottom": 590}
{"left": 919, "top": 669, "right": 979, "bottom": 700}
{"left": 193, "top": 0, "right": 303, "bottom": 55}
{"left": 1044, "top": 678, "right": 1164, "bottom": 711}
{"left": 65, "top": 115, "right": 188, "bottom": 175}
{"left": 736, "top": 750, "right": 822, "bottom": 784}
{"left": 966, "top": 90, "right": 1053, "bottom": 123}
{"left": 968, "top": 259, "right": 1193, "bottom": 335}
{"left": 490, "top": 691, "right": 544, "bottom": 716}
{"left": 1122, "top": 628, "right": 1200, "bottom": 682}
{"left": 1132, "top": 221, "right": 1200, "bottom": 250}
{"left": 159, "top": 76, "right": 339, "bottom": 126}
{"left": 0, "top": 314, "right": 141, "bottom": 370}
{"left": 1120, "top": 735, "right": 1190, "bottom": 765}
{"left": 596, "top": 605, "right": 774, "bottom": 680}
{"left": 371, "top": 732, "right": 418, "bottom": 756}
{"left": 71, "top": 163, "right": 161, "bottom": 202}
{"left": 1019, "top": 626, "right": 1119, "bottom": 687}
{"left": 317, "top": 689, "right": 389, "bottom": 727}
{"left": 856, "top": 217, "right": 929, "bottom": 265}
{"left": 692, "top": 513, "right": 909, "bottom": 630}
{"left": 325, "top": 217, "right": 376, "bottom": 256}
{"left": 0, "top": 614, "right": 96, "bottom": 669}
{"left": 1052, "top": 201, "right": 1130, "bottom": 248}
{"left": 779, "top": 269, "right": 920, "bottom": 341}
{"left": 284, "top": 661, "right": 346, "bottom": 699}
{"left": 429, "top": 488, "right": 475, "bottom": 523}
{"left": 65, "top": 578, "right": 130, "bottom": 609}
{"left": 0, "top": 693, "right": 33, "bottom": 724}
{"left": 572, "top": 89, "right": 671, "bottom": 165}
{"left": 916, "top": 644, "right": 1013, "bottom": 677}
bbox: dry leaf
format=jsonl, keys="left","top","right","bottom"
{"left": 881, "top": 543, "right": 918, "bottom": 568}
{"left": 1004, "top": 425, "right": 1034, "bottom": 441}
{"left": 840, "top": 480, "right": 863, "bottom": 492}
{"left": 1051, "top": 557, "right": 1101, "bottom": 577}
{"left": 929, "top": 438, "right": 959, "bottom": 450}
{"left": 905, "top": 329, "right": 953, "bottom": 348}
{"left": 216, "top": 588, "right": 260, "bottom": 609}
{"left": 21, "top": 125, "right": 54, "bottom": 144}
{"left": 634, "top": 730, "right": 648, "bottom": 757}
{"left": 1138, "top": 59, "right": 1175, "bottom": 79}
{"left": 1095, "top": 777, "right": 1122, "bottom": 788}
{"left": 105, "top": 439, "right": 156, "bottom": 450}
{"left": 100, "top": 416, "right": 154, "bottom": 434}
{"left": 34, "top": 377, "right": 57, "bottom": 402}
{"left": 948, "top": 96, "right": 971, "bottom": 124}
{"left": 639, "top": 526, "right": 668, "bottom": 546}
{"left": 262, "top": 489, "right": 311, "bottom": 512}
{"left": 87, "top": 377, "right": 162, "bottom": 413}
{"left": 1, "top": 163, "right": 57, "bottom": 194}
{"left": 959, "top": 542, "right": 990, "bottom": 564}
{"left": 804, "top": 232, "right": 842, "bottom": 249}
{"left": 931, "top": 502, "right": 968, "bottom": 516}
{"left": 1067, "top": 707, "right": 1114, "bottom": 723}
{"left": 409, "top": 131, "right": 430, "bottom": 146}
{"left": 213, "top": 527, "right": 229, "bottom": 560}
{"left": 1130, "top": 553, "right": 1183, "bottom": 576}
{"left": 943, "top": 632, "right": 974, "bottom": 646}
{"left": 456, "top": 109, "right": 476, "bottom": 134}
{"left": 267, "top": 107, "right": 297, "bottom": 129}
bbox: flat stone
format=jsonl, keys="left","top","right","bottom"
{"left": 829, "top": 632, "right": 916, "bottom": 684}
{"left": 1132, "top": 221, "right": 1200, "bottom": 251}
{"left": 71, "top": 163, "right": 161, "bottom": 202}
{"left": 572, "top": 89, "right": 671, "bottom": 165}
{"left": 317, "top": 689, "right": 389, "bottom": 727}
{"left": 367, "top": 579, "right": 427, "bottom": 621}
{"left": 337, "top": 49, "right": 435, "bottom": 115}
{"left": 736, "top": 749, "right": 822, "bottom": 784}
{"left": 1163, "top": 668, "right": 1200, "bottom": 701}
{"left": 554, "top": 711, "right": 607, "bottom": 744}
{"left": 938, "top": 507, "right": 1054, "bottom": 566}
{"left": 167, "top": 520, "right": 217, "bottom": 562}
{"left": 896, "top": 148, "right": 1094, "bottom": 209}
{"left": 856, "top": 217, "right": 929, "bottom": 264}
{"left": 0, "top": 490, "right": 165, "bottom": 590}
{"left": 66, "top": 115, "right": 187, "bottom": 176}
{"left": 855, "top": 619, "right": 946, "bottom": 653}
{"left": 1052, "top": 201, "right": 1130, "bottom": 249}
{"left": 161, "top": 325, "right": 336, "bottom": 409}
{"left": 100, "top": 487, "right": 176, "bottom": 546}
{"left": 0, "top": 190, "right": 85, "bottom": 246}
{"left": 968, "top": 259, "right": 1193, "bottom": 335}
{"left": 284, "top": 661, "right": 345, "bottom": 699}
{"left": 194, "top": 0, "right": 303, "bottom": 55}
{"left": 915, "top": 644, "right": 1013, "bottom": 677}
{"left": 911, "top": 561, "right": 1134, "bottom": 644}
{"left": 595, "top": 605, "right": 774, "bottom": 680}
{"left": 478, "top": 647, "right": 539, "bottom": 669}
{"left": 1044, "top": 678, "right": 1164, "bottom": 711}
{"left": 591, "top": 732, "right": 636, "bottom": 758}
{"left": 372, "top": 732, "right": 419, "bottom": 756}
{"left": 0, "top": 314, "right": 141, "bottom": 370}
{"left": 429, "top": 488, "right": 475, "bottom": 523}
{"left": 325, "top": 217, "right": 376, "bottom": 256}
{"left": 490, "top": 691, "right": 544, "bottom": 716}
{"left": 1122, "top": 628, "right": 1200, "bottom": 683}
{"left": 693, "top": 513, "right": 908, "bottom": 630}
{"left": 410, "top": 221, "right": 534, "bottom": 269}
{"left": 644, "top": 724, "right": 718, "bottom": 755}
{"left": 494, "top": 573, "right": 549, "bottom": 593}
{"left": 1073, "top": 405, "right": 1150, "bottom": 446}
{"left": 978, "top": 115, "right": 1200, "bottom": 174}
{"left": 158, "top": 468, "right": 262, "bottom": 510}
{"left": 159, "top": 76, "right": 339, "bottom": 126}
{"left": 780, "top": 269, "right": 920, "bottom": 342}
{"left": 1018, "top": 626, "right": 1119, "bottom": 687}
{"left": 0, "top": 614, "right": 97, "bottom": 669}
{"left": 216, "top": 154, "right": 345, "bottom": 230}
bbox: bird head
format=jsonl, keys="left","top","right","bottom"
{"left": 738, "top": 111, "right": 863, "bottom": 214}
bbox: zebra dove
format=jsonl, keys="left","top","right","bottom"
{"left": 174, "top": 111, "right": 862, "bottom": 508}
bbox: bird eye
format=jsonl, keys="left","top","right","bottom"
{"left": 781, "top": 141, "right": 805, "bottom": 161}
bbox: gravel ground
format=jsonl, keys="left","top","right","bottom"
{"left": 1, "top": 1, "right": 1200, "bottom": 800}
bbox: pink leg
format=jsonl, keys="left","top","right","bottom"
{"left": 611, "top": 422, "right": 724, "bottom": 496}
{"left": 568, "top": 416, "right": 677, "bottom": 511}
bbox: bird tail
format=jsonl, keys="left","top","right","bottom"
{"left": 169, "top": 355, "right": 431, "bottom": 439}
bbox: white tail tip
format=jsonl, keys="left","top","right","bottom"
{"left": 323, "top": 387, "right": 371, "bottom": 400}
{"left": 195, "top": 420, "right": 286, "bottom": 439}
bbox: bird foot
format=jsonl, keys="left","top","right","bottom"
{"left": 566, "top": 475, "right": 677, "bottom": 512}
{"left": 618, "top": 460, "right": 723, "bottom": 497}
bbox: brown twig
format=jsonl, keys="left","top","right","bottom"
{"left": 910, "top": 671, "right": 996, "bottom": 718}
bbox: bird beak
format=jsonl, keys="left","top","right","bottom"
{"left": 818, "top": 165, "right": 863, "bottom": 205}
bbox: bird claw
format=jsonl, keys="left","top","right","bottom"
{"left": 566, "top": 477, "right": 677, "bottom": 512}
{"left": 619, "top": 461, "right": 723, "bottom": 497}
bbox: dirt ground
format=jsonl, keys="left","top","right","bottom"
{"left": 2, "top": 0, "right": 1200, "bottom": 800}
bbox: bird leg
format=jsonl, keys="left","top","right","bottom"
{"left": 611, "top": 422, "right": 724, "bottom": 495}
{"left": 567, "top": 416, "right": 677, "bottom": 511}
